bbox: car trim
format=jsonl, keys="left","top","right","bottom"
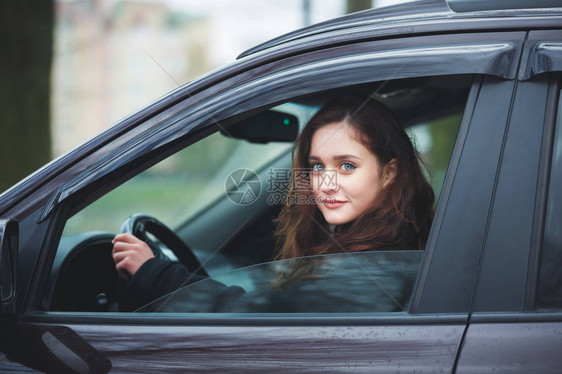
{"left": 21, "top": 311, "right": 469, "bottom": 326}
{"left": 447, "top": 0, "right": 562, "bottom": 13}
{"left": 526, "top": 74, "right": 561, "bottom": 310}
{"left": 522, "top": 41, "right": 562, "bottom": 79}
{"left": 470, "top": 311, "right": 562, "bottom": 323}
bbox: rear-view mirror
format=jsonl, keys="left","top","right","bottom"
{"left": 223, "top": 109, "right": 299, "bottom": 143}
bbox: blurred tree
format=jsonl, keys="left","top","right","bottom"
{"left": 0, "top": 1, "right": 53, "bottom": 193}
{"left": 347, "top": 0, "right": 372, "bottom": 13}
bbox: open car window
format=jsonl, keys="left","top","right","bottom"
{"left": 45, "top": 74, "right": 474, "bottom": 313}
{"left": 138, "top": 250, "right": 424, "bottom": 313}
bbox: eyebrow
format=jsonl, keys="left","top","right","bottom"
{"left": 308, "top": 154, "right": 361, "bottom": 161}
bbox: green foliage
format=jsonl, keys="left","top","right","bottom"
{"left": 65, "top": 132, "right": 237, "bottom": 234}
{"left": 171, "top": 132, "right": 239, "bottom": 178}
{"left": 426, "top": 114, "right": 462, "bottom": 197}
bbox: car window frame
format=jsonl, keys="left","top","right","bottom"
{"left": 470, "top": 73, "right": 553, "bottom": 313}
{"left": 23, "top": 31, "right": 525, "bottom": 321}
{"left": 528, "top": 74, "right": 562, "bottom": 312}
{"left": 523, "top": 30, "right": 562, "bottom": 313}
{"left": 464, "top": 30, "right": 562, "bottom": 316}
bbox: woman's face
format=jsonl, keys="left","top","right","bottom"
{"left": 309, "top": 122, "right": 388, "bottom": 225}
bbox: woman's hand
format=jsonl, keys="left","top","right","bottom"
{"left": 112, "top": 233, "right": 155, "bottom": 278}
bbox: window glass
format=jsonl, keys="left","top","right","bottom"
{"left": 139, "top": 251, "right": 423, "bottom": 313}
{"left": 46, "top": 75, "right": 473, "bottom": 313}
{"left": 537, "top": 90, "right": 562, "bottom": 310}
{"left": 408, "top": 113, "right": 462, "bottom": 199}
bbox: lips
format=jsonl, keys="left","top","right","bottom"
{"left": 321, "top": 197, "right": 347, "bottom": 209}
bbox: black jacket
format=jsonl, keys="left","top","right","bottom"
{"left": 120, "top": 251, "right": 419, "bottom": 313}
{"left": 119, "top": 258, "right": 207, "bottom": 311}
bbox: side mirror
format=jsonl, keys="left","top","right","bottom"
{"left": 0, "top": 219, "right": 18, "bottom": 313}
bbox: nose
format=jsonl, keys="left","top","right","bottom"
{"left": 320, "top": 182, "right": 337, "bottom": 194}
{"left": 318, "top": 171, "right": 338, "bottom": 193}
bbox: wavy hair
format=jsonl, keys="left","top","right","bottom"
{"left": 275, "top": 95, "right": 435, "bottom": 260}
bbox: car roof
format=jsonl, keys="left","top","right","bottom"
{"left": 238, "top": 0, "right": 562, "bottom": 59}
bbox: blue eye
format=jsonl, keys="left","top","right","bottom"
{"left": 340, "top": 162, "right": 356, "bottom": 172}
{"left": 311, "top": 163, "right": 324, "bottom": 172}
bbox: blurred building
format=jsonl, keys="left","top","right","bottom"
{"left": 52, "top": 0, "right": 210, "bottom": 156}
{"left": 52, "top": 0, "right": 403, "bottom": 156}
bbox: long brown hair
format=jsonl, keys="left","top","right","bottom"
{"left": 275, "top": 95, "right": 435, "bottom": 260}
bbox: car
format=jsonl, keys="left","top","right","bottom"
{"left": 2, "top": 0, "right": 562, "bottom": 372}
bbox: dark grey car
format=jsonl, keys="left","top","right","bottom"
{"left": 2, "top": 0, "right": 562, "bottom": 372}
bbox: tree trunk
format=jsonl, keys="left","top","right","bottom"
{"left": 0, "top": 0, "right": 54, "bottom": 193}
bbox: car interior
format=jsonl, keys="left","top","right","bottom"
{"left": 43, "top": 74, "right": 474, "bottom": 313}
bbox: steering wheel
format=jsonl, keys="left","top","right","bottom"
{"left": 120, "top": 214, "right": 208, "bottom": 278}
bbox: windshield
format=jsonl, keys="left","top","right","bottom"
{"left": 138, "top": 250, "right": 424, "bottom": 313}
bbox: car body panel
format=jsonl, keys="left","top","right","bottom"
{"left": 70, "top": 322, "right": 465, "bottom": 373}
{"left": 456, "top": 320, "right": 562, "bottom": 373}
{"left": 1, "top": 318, "right": 466, "bottom": 373}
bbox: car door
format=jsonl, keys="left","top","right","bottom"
{"left": 455, "top": 30, "right": 562, "bottom": 373}
{"left": 0, "top": 31, "right": 524, "bottom": 372}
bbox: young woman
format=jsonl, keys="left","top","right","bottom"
{"left": 275, "top": 95, "right": 435, "bottom": 260}
{"left": 112, "top": 95, "right": 435, "bottom": 311}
